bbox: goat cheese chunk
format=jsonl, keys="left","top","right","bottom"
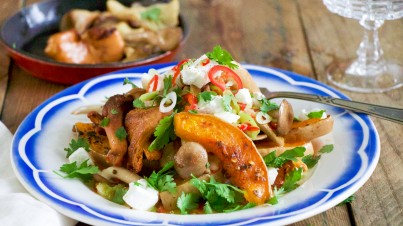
{"left": 68, "top": 147, "right": 93, "bottom": 166}
{"left": 267, "top": 167, "right": 278, "bottom": 185}
{"left": 214, "top": 112, "right": 240, "bottom": 124}
{"left": 181, "top": 55, "right": 218, "bottom": 88}
{"left": 123, "top": 179, "right": 158, "bottom": 211}
{"left": 235, "top": 88, "right": 253, "bottom": 108}
{"left": 197, "top": 96, "right": 226, "bottom": 114}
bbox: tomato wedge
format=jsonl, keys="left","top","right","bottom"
{"left": 208, "top": 65, "right": 243, "bottom": 93}
{"left": 183, "top": 93, "right": 198, "bottom": 111}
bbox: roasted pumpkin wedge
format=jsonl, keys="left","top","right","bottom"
{"left": 174, "top": 112, "right": 271, "bottom": 204}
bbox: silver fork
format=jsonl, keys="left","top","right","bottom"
{"left": 259, "top": 88, "right": 403, "bottom": 124}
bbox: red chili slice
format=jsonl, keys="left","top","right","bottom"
{"left": 208, "top": 65, "right": 243, "bottom": 92}
{"left": 147, "top": 74, "right": 159, "bottom": 92}
{"left": 201, "top": 58, "right": 210, "bottom": 66}
{"left": 172, "top": 59, "right": 190, "bottom": 86}
{"left": 238, "top": 123, "right": 260, "bottom": 132}
{"left": 183, "top": 93, "right": 198, "bottom": 111}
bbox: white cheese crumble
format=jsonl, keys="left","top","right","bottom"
{"left": 214, "top": 112, "right": 240, "bottom": 124}
{"left": 267, "top": 167, "right": 278, "bottom": 185}
{"left": 197, "top": 96, "right": 226, "bottom": 114}
{"left": 68, "top": 147, "right": 93, "bottom": 166}
{"left": 180, "top": 54, "right": 218, "bottom": 88}
{"left": 123, "top": 179, "right": 159, "bottom": 211}
{"left": 235, "top": 88, "right": 253, "bottom": 108}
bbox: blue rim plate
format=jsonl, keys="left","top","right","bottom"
{"left": 11, "top": 63, "right": 380, "bottom": 225}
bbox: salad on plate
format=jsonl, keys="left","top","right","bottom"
{"left": 55, "top": 46, "right": 334, "bottom": 214}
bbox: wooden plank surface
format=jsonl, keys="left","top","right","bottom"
{"left": 0, "top": 0, "right": 402, "bottom": 225}
{"left": 299, "top": 1, "right": 403, "bottom": 226}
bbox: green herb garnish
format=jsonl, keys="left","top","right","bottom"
{"left": 263, "top": 147, "right": 306, "bottom": 168}
{"left": 307, "top": 110, "right": 325, "bottom": 119}
{"left": 54, "top": 160, "right": 98, "bottom": 182}
{"left": 145, "top": 161, "right": 176, "bottom": 193}
{"left": 206, "top": 45, "right": 238, "bottom": 69}
{"left": 64, "top": 137, "right": 90, "bottom": 158}
{"left": 149, "top": 112, "right": 177, "bottom": 151}
{"left": 141, "top": 7, "right": 161, "bottom": 21}
{"left": 115, "top": 126, "right": 127, "bottom": 141}
{"left": 123, "top": 77, "right": 138, "bottom": 88}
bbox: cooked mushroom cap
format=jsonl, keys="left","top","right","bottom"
{"left": 174, "top": 141, "right": 208, "bottom": 179}
{"left": 277, "top": 99, "right": 294, "bottom": 136}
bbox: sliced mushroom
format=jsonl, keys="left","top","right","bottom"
{"left": 257, "top": 123, "right": 284, "bottom": 146}
{"left": 98, "top": 166, "right": 142, "bottom": 184}
{"left": 276, "top": 100, "right": 294, "bottom": 136}
{"left": 60, "top": 9, "right": 100, "bottom": 34}
{"left": 174, "top": 141, "right": 208, "bottom": 180}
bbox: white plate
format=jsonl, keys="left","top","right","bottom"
{"left": 11, "top": 63, "right": 380, "bottom": 225}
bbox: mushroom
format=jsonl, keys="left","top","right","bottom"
{"left": 174, "top": 141, "right": 208, "bottom": 180}
{"left": 276, "top": 100, "right": 294, "bottom": 136}
{"left": 257, "top": 123, "right": 284, "bottom": 146}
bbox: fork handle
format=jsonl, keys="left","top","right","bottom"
{"left": 268, "top": 92, "right": 403, "bottom": 124}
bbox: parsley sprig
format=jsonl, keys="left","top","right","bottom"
{"left": 259, "top": 98, "right": 279, "bottom": 113}
{"left": 123, "top": 77, "right": 138, "bottom": 88}
{"left": 64, "top": 137, "right": 90, "bottom": 158}
{"left": 54, "top": 160, "right": 99, "bottom": 182}
{"left": 149, "top": 112, "right": 177, "bottom": 151}
{"left": 302, "top": 144, "right": 334, "bottom": 169}
{"left": 182, "top": 175, "right": 252, "bottom": 213}
{"left": 263, "top": 147, "right": 306, "bottom": 168}
{"left": 144, "top": 161, "right": 177, "bottom": 193}
{"left": 307, "top": 110, "right": 326, "bottom": 119}
{"left": 206, "top": 45, "right": 238, "bottom": 69}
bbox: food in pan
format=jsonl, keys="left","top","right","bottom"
{"left": 45, "top": 0, "right": 182, "bottom": 64}
{"left": 55, "top": 46, "right": 334, "bottom": 214}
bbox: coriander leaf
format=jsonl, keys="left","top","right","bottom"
{"left": 149, "top": 112, "right": 176, "bottom": 151}
{"left": 115, "top": 127, "right": 127, "bottom": 141}
{"left": 206, "top": 45, "right": 238, "bottom": 69}
{"left": 145, "top": 161, "right": 177, "bottom": 193}
{"left": 111, "top": 109, "right": 118, "bottom": 115}
{"left": 308, "top": 110, "right": 325, "bottom": 119}
{"left": 133, "top": 98, "right": 146, "bottom": 108}
{"left": 197, "top": 91, "right": 217, "bottom": 102}
{"left": 203, "top": 201, "right": 213, "bottom": 214}
{"left": 188, "top": 110, "right": 198, "bottom": 114}
{"left": 100, "top": 117, "right": 110, "bottom": 127}
{"left": 163, "top": 76, "right": 173, "bottom": 97}
{"left": 282, "top": 168, "right": 303, "bottom": 192}
{"left": 264, "top": 147, "right": 306, "bottom": 168}
{"left": 64, "top": 137, "right": 90, "bottom": 158}
{"left": 140, "top": 7, "right": 161, "bottom": 21}
{"left": 302, "top": 154, "right": 321, "bottom": 169}
{"left": 222, "top": 93, "right": 232, "bottom": 112}
{"left": 337, "top": 195, "right": 355, "bottom": 206}
{"left": 319, "top": 144, "right": 334, "bottom": 154}
{"left": 55, "top": 160, "right": 99, "bottom": 182}
{"left": 190, "top": 175, "right": 245, "bottom": 213}
{"left": 123, "top": 77, "right": 138, "bottom": 88}
{"left": 267, "top": 187, "right": 285, "bottom": 205}
{"left": 177, "top": 192, "right": 199, "bottom": 214}
{"left": 259, "top": 98, "right": 279, "bottom": 113}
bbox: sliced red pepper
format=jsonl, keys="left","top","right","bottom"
{"left": 201, "top": 58, "right": 210, "bottom": 66}
{"left": 238, "top": 102, "right": 247, "bottom": 111}
{"left": 172, "top": 59, "right": 190, "bottom": 86}
{"left": 208, "top": 65, "right": 243, "bottom": 93}
{"left": 238, "top": 123, "right": 260, "bottom": 132}
{"left": 183, "top": 93, "right": 198, "bottom": 111}
{"left": 147, "top": 75, "right": 159, "bottom": 92}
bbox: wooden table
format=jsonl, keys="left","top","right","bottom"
{"left": 1, "top": 0, "right": 402, "bottom": 225}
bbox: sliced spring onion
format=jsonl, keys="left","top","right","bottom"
{"left": 159, "top": 92, "right": 177, "bottom": 113}
{"left": 256, "top": 111, "right": 271, "bottom": 124}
